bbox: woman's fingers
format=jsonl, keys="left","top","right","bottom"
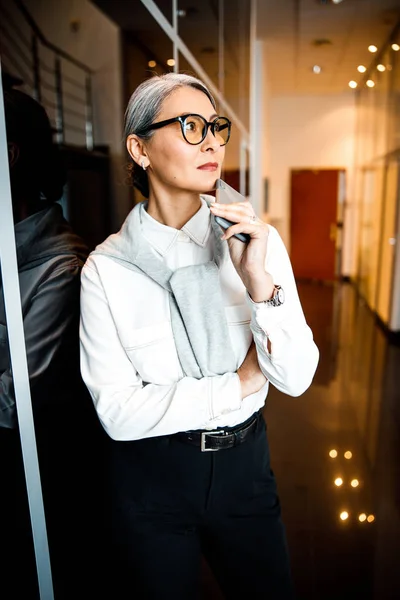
{"left": 220, "top": 221, "right": 268, "bottom": 241}
{"left": 210, "top": 203, "right": 267, "bottom": 240}
{"left": 210, "top": 201, "right": 255, "bottom": 223}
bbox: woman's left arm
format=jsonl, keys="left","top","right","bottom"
{"left": 209, "top": 201, "right": 319, "bottom": 397}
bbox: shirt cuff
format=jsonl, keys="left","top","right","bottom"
{"left": 245, "top": 291, "right": 289, "bottom": 334}
{"left": 210, "top": 372, "right": 242, "bottom": 420}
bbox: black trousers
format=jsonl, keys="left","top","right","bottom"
{"left": 108, "top": 413, "right": 294, "bottom": 599}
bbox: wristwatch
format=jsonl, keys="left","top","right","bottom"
{"left": 264, "top": 285, "right": 285, "bottom": 307}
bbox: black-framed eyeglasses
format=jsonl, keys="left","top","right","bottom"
{"left": 137, "top": 113, "right": 232, "bottom": 146}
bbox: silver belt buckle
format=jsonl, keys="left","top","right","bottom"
{"left": 201, "top": 430, "right": 225, "bottom": 452}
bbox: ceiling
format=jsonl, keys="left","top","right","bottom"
{"left": 260, "top": 0, "right": 400, "bottom": 94}
{"left": 92, "top": 0, "right": 400, "bottom": 95}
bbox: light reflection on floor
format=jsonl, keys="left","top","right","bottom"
{"left": 265, "top": 281, "right": 400, "bottom": 600}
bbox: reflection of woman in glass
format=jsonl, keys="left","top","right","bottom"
{"left": 80, "top": 73, "right": 319, "bottom": 599}
{"left": 0, "top": 88, "right": 104, "bottom": 600}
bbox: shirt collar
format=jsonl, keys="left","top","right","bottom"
{"left": 140, "top": 196, "right": 213, "bottom": 257}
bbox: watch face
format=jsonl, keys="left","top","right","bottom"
{"left": 277, "top": 287, "right": 285, "bottom": 304}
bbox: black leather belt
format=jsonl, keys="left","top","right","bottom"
{"left": 175, "top": 411, "right": 260, "bottom": 452}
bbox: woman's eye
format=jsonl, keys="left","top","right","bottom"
{"left": 185, "top": 120, "right": 197, "bottom": 131}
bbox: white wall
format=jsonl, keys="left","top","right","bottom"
{"left": 23, "top": 0, "right": 131, "bottom": 230}
{"left": 268, "top": 93, "right": 357, "bottom": 276}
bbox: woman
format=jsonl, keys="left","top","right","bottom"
{"left": 80, "top": 73, "right": 319, "bottom": 599}
{"left": 0, "top": 88, "right": 105, "bottom": 600}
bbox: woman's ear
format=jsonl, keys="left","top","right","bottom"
{"left": 7, "top": 142, "right": 19, "bottom": 168}
{"left": 126, "top": 135, "right": 149, "bottom": 169}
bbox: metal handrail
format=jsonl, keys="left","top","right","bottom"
{"left": 13, "top": 0, "right": 93, "bottom": 74}
{"left": 0, "top": 0, "right": 95, "bottom": 150}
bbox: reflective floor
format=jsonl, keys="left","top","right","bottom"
{"left": 202, "top": 281, "right": 400, "bottom": 599}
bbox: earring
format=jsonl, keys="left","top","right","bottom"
{"left": 141, "top": 160, "right": 146, "bottom": 171}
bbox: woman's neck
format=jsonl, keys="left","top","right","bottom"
{"left": 146, "top": 187, "right": 202, "bottom": 230}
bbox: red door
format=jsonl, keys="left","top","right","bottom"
{"left": 290, "top": 169, "right": 340, "bottom": 281}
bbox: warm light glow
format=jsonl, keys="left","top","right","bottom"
{"left": 366, "top": 80, "right": 375, "bottom": 88}
{"left": 359, "top": 513, "right": 367, "bottom": 522}
{"left": 357, "top": 65, "right": 367, "bottom": 73}
{"left": 349, "top": 81, "right": 358, "bottom": 89}
{"left": 351, "top": 479, "right": 359, "bottom": 488}
{"left": 340, "top": 511, "right": 349, "bottom": 521}
{"left": 313, "top": 65, "right": 322, "bottom": 74}
{"left": 368, "top": 45, "right": 378, "bottom": 53}
{"left": 334, "top": 478, "right": 344, "bottom": 487}
{"left": 167, "top": 58, "right": 176, "bottom": 66}
{"left": 367, "top": 515, "right": 375, "bottom": 523}
{"left": 329, "top": 449, "right": 338, "bottom": 458}
{"left": 344, "top": 451, "right": 353, "bottom": 459}
{"left": 377, "top": 64, "right": 386, "bottom": 72}
{"left": 332, "top": 0, "right": 344, "bottom": 3}
{"left": 392, "top": 43, "right": 400, "bottom": 51}
{"left": 148, "top": 60, "right": 157, "bottom": 68}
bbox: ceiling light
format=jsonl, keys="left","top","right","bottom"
{"left": 392, "top": 43, "right": 400, "bottom": 51}
{"left": 167, "top": 58, "right": 176, "bottom": 67}
{"left": 344, "top": 451, "right": 352, "bottom": 459}
{"left": 366, "top": 79, "right": 375, "bottom": 87}
{"left": 350, "top": 479, "right": 359, "bottom": 487}
{"left": 148, "top": 60, "right": 157, "bottom": 68}
{"left": 329, "top": 449, "right": 338, "bottom": 458}
{"left": 334, "top": 478, "right": 343, "bottom": 486}
{"left": 359, "top": 513, "right": 367, "bottom": 522}
{"left": 368, "top": 45, "right": 378, "bottom": 53}
{"left": 367, "top": 514, "right": 375, "bottom": 523}
{"left": 349, "top": 81, "right": 357, "bottom": 89}
{"left": 357, "top": 65, "right": 366, "bottom": 73}
{"left": 313, "top": 65, "right": 322, "bottom": 74}
{"left": 332, "top": 0, "right": 344, "bottom": 3}
{"left": 377, "top": 64, "right": 386, "bottom": 72}
{"left": 340, "top": 511, "right": 349, "bottom": 521}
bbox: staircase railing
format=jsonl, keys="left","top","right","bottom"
{"left": 0, "top": 0, "right": 95, "bottom": 150}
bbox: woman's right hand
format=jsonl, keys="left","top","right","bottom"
{"left": 237, "top": 341, "right": 267, "bottom": 399}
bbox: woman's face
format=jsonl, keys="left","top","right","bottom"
{"left": 142, "top": 86, "right": 226, "bottom": 195}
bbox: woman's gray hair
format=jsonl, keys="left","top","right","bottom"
{"left": 125, "top": 73, "right": 216, "bottom": 198}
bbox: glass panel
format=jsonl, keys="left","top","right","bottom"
{"left": 376, "top": 159, "right": 399, "bottom": 324}
{"left": 358, "top": 163, "right": 385, "bottom": 309}
{"left": 0, "top": 262, "right": 40, "bottom": 597}
{"left": 224, "top": 0, "right": 250, "bottom": 130}
{"left": 354, "top": 28, "right": 400, "bottom": 322}
{"left": 222, "top": 121, "right": 243, "bottom": 192}
{"left": 388, "top": 34, "right": 400, "bottom": 153}
{"left": 123, "top": 12, "right": 174, "bottom": 204}
{"left": 1, "top": 77, "right": 109, "bottom": 599}
{"left": 124, "top": 19, "right": 174, "bottom": 102}
{"left": 178, "top": 0, "right": 220, "bottom": 88}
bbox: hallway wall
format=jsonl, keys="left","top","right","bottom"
{"left": 268, "top": 93, "right": 357, "bottom": 276}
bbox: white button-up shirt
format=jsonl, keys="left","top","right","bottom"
{"left": 80, "top": 199, "right": 319, "bottom": 441}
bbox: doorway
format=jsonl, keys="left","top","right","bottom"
{"left": 290, "top": 169, "right": 345, "bottom": 281}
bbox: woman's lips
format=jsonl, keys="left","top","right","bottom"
{"left": 197, "top": 163, "right": 219, "bottom": 171}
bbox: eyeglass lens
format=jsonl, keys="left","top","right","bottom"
{"left": 182, "top": 115, "right": 230, "bottom": 145}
